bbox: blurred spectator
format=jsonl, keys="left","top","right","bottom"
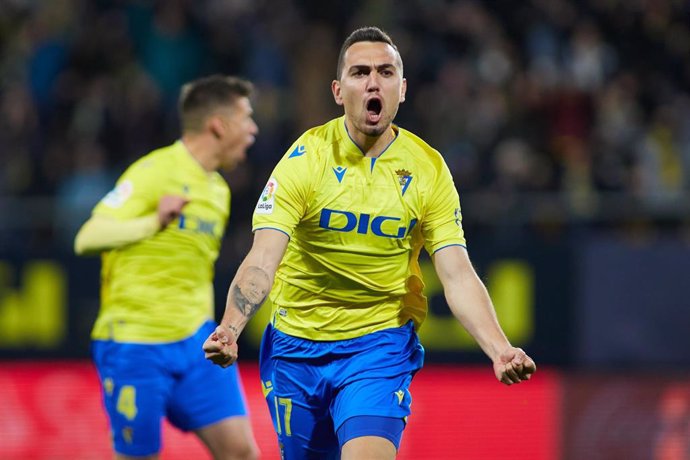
{"left": 54, "top": 140, "right": 113, "bottom": 249}
{"left": 0, "top": 84, "right": 37, "bottom": 195}
{"left": 1, "top": 0, "right": 690, "bottom": 253}
{"left": 634, "top": 105, "right": 686, "bottom": 206}
{"left": 126, "top": 0, "right": 213, "bottom": 116}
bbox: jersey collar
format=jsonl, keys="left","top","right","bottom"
{"left": 338, "top": 116, "right": 400, "bottom": 159}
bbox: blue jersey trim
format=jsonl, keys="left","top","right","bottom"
{"left": 253, "top": 226, "right": 291, "bottom": 239}
{"left": 343, "top": 121, "right": 365, "bottom": 155}
{"left": 375, "top": 130, "right": 399, "bottom": 160}
{"left": 343, "top": 119, "right": 399, "bottom": 164}
{"left": 432, "top": 243, "right": 467, "bottom": 255}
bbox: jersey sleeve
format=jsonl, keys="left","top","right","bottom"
{"left": 93, "top": 157, "right": 165, "bottom": 220}
{"left": 252, "top": 138, "right": 315, "bottom": 237}
{"left": 422, "top": 161, "right": 467, "bottom": 254}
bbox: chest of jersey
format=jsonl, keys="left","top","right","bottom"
{"left": 303, "top": 156, "right": 421, "bottom": 246}
{"left": 180, "top": 183, "right": 227, "bottom": 237}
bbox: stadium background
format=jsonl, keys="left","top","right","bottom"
{"left": 1, "top": 0, "right": 689, "bottom": 458}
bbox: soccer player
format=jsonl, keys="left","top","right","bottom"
{"left": 203, "top": 27, "right": 536, "bottom": 459}
{"left": 75, "top": 75, "right": 260, "bottom": 460}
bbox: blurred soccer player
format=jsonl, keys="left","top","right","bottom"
{"left": 203, "top": 27, "right": 536, "bottom": 459}
{"left": 75, "top": 75, "right": 260, "bottom": 460}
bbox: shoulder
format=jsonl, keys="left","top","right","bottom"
{"left": 110, "top": 144, "right": 182, "bottom": 198}
{"left": 281, "top": 118, "right": 342, "bottom": 164}
{"left": 397, "top": 127, "right": 449, "bottom": 176}
{"left": 127, "top": 143, "right": 179, "bottom": 175}
{"left": 211, "top": 171, "right": 230, "bottom": 194}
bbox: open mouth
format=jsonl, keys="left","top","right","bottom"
{"left": 366, "top": 98, "right": 382, "bottom": 124}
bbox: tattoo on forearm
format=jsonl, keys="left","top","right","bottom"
{"left": 231, "top": 266, "right": 270, "bottom": 317}
{"left": 226, "top": 324, "right": 240, "bottom": 338}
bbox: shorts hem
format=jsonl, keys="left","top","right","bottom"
{"left": 339, "top": 429, "right": 402, "bottom": 451}
{"left": 180, "top": 411, "right": 249, "bottom": 432}
{"left": 337, "top": 416, "right": 406, "bottom": 450}
{"left": 334, "top": 410, "right": 408, "bottom": 432}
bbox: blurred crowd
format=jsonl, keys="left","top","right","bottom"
{"left": 1, "top": 0, "right": 689, "bottom": 254}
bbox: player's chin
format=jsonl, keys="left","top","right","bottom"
{"left": 221, "top": 156, "right": 243, "bottom": 171}
{"left": 363, "top": 124, "right": 386, "bottom": 137}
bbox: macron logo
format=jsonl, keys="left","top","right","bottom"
{"left": 395, "top": 390, "right": 405, "bottom": 404}
{"left": 289, "top": 145, "right": 306, "bottom": 158}
{"left": 333, "top": 166, "right": 347, "bottom": 183}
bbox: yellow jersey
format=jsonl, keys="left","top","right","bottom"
{"left": 91, "top": 141, "right": 229, "bottom": 343}
{"left": 253, "top": 117, "right": 466, "bottom": 340}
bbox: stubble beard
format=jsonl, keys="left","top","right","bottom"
{"left": 360, "top": 111, "right": 393, "bottom": 138}
{"left": 363, "top": 124, "right": 386, "bottom": 137}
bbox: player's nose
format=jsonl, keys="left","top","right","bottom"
{"left": 366, "top": 73, "right": 381, "bottom": 91}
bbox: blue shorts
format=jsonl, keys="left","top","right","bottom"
{"left": 91, "top": 321, "right": 248, "bottom": 457}
{"left": 259, "top": 321, "right": 424, "bottom": 458}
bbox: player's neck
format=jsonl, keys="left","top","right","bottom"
{"left": 181, "top": 135, "right": 218, "bottom": 173}
{"left": 347, "top": 123, "right": 397, "bottom": 158}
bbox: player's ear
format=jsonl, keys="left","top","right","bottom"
{"left": 208, "top": 116, "right": 223, "bottom": 139}
{"left": 332, "top": 80, "right": 344, "bottom": 106}
{"left": 400, "top": 78, "right": 407, "bottom": 103}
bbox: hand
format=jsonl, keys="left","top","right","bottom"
{"left": 202, "top": 325, "right": 239, "bottom": 368}
{"left": 493, "top": 347, "right": 536, "bottom": 385}
{"left": 158, "top": 195, "right": 189, "bottom": 228}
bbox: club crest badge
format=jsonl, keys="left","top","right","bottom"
{"left": 395, "top": 169, "right": 413, "bottom": 196}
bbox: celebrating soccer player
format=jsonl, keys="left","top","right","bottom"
{"left": 204, "top": 27, "right": 536, "bottom": 459}
{"left": 75, "top": 75, "right": 260, "bottom": 460}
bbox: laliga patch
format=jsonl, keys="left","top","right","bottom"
{"left": 255, "top": 177, "right": 278, "bottom": 214}
{"left": 101, "top": 180, "right": 133, "bottom": 208}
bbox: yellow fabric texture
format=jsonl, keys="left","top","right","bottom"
{"left": 89, "top": 141, "right": 230, "bottom": 343}
{"left": 253, "top": 117, "right": 466, "bottom": 340}
{"left": 74, "top": 214, "right": 160, "bottom": 256}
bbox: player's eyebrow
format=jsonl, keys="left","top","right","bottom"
{"left": 348, "top": 63, "right": 397, "bottom": 74}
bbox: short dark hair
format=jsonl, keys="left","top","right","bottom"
{"left": 178, "top": 75, "right": 253, "bottom": 132}
{"left": 336, "top": 26, "right": 402, "bottom": 79}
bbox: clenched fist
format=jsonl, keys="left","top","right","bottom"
{"left": 203, "top": 325, "right": 239, "bottom": 368}
{"left": 493, "top": 347, "right": 536, "bottom": 385}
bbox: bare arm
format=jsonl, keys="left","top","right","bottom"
{"left": 433, "top": 245, "right": 536, "bottom": 384}
{"left": 203, "top": 228, "right": 289, "bottom": 367}
{"left": 74, "top": 195, "right": 188, "bottom": 255}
